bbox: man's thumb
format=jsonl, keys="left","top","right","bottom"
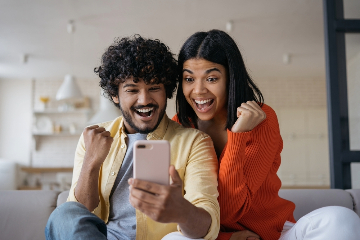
{"left": 169, "top": 165, "right": 182, "bottom": 185}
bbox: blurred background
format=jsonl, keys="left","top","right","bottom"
{"left": 0, "top": 0, "right": 359, "bottom": 191}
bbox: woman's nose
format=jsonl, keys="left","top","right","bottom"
{"left": 193, "top": 81, "right": 207, "bottom": 95}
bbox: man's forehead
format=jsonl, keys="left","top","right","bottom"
{"left": 121, "top": 77, "right": 162, "bottom": 87}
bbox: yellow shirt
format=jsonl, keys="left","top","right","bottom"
{"left": 68, "top": 115, "right": 220, "bottom": 240}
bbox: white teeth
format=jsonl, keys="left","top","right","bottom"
{"left": 137, "top": 108, "right": 154, "bottom": 113}
{"left": 194, "top": 99, "right": 212, "bottom": 104}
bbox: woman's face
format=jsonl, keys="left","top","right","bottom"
{"left": 182, "top": 58, "right": 228, "bottom": 122}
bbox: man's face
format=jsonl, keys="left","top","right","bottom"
{"left": 112, "top": 77, "right": 167, "bottom": 134}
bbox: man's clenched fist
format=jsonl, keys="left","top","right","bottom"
{"left": 83, "top": 125, "right": 113, "bottom": 169}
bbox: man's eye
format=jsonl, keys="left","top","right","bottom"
{"left": 150, "top": 87, "right": 160, "bottom": 91}
{"left": 184, "top": 77, "right": 193, "bottom": 82}
{"left": 126, "top": 89, "right": 137, "bottom": 93}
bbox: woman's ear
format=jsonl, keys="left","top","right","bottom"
{"left": 112, "top": 96, "right": 119, "bottom": 104}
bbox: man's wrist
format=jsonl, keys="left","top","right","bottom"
{"left": 178, "top": 204, "right": 212, "bottom": 238}
{"left": 83, "top": 156, "right": 103, "bottom": 171}
{"left": 176, "top": 198, "right": 194, "bottom": 224}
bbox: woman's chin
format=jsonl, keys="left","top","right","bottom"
{"left": 195, "top": 111, "right": 215, "bottom": 121}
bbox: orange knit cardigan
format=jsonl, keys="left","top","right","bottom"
{"left": 173, "top": 104, "right": 295, "bottom": 240}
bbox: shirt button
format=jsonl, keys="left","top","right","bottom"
{"left": 121, "top": 144, "right": 125, "bottom": 148}
{"left": 111, "top": 172, "right": 115, "bottom": 176}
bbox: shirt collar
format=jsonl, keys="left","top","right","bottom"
{"left": 118, "top": 114, "right": 169, "bottom": 140}
{"left": 147, "top": 114, "right": 169, "bottom": 140}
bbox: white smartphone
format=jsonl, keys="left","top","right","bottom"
{"left": 133, "top": 140, "right": 170, "bottom": 185}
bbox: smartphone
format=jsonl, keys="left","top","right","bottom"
{"left": 133, "top": 140, "right": 170, "bottom": 185}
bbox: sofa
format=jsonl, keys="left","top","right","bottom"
{"left": 0, "top": 189, "right": 359, "bottom": 240}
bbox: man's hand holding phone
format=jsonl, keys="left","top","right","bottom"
{"left": 128, "top": 165, "right": 191, "bottom": 223}
{"left": 129, "top": 140, "right": 212, "bottom": 238}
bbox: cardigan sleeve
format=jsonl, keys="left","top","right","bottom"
{"left": 217, "top": 108, "right": 282, "bottom": 226}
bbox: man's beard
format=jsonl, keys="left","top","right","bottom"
{"left": 119, "top": 102, "right": 167, "bottom": 134}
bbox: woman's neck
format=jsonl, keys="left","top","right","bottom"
{"left": 197, "top": 108, "right": 228, "bottom": 131}
{"left": 197, "top": 111, "right": 228, "bottom": 159}
{"left": 198, "top": 117, "right": 226, "bottom": 132}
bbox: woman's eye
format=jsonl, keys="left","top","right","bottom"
{"left": 150, "top": 87, "right": 160, "bottom": 91}
{"left": 207, "top": 77, "right": 217, "bottom": 82}
{"left": 184, "top": 77, "right": 194, "bottom": 82}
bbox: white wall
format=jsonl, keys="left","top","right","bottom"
{"left": 347, "top": 48, "right": 360, "bottom": 188}
{"left": 257, "top": 76, "right": 330, "bottom": 187}
{"left": 348, "top": 50, "right": 360, "bottom": 151}
{"left": 0, "top": 79, "right": 32, "bottom": 166}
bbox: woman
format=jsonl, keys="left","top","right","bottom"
{"left": 173, "top": 30, "right": 360, "bottom": 240}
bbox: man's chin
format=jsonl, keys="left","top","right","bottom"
{"left": 126, "top": 116, "right": 161, "bottom": 134}
{"left": 133, "top": 122, "right": 158, "bottom": 134}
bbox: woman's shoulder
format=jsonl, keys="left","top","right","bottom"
{"left": 171, "top": 114, "right": 180, "bottom": 123}
{"left": 259, "top": 103, "right": 280, "bottom": 131}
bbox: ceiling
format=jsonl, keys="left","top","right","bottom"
{"left": 0, "top": 0, "right": 359, "bottom": 81}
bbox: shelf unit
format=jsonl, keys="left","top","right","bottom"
{"left": 32, "top": 108, "right": 91, "bottom": 150}
{"left": 19, "top": 167, "right": 73, "bottom": 190}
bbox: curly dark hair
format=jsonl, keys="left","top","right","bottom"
{"left": 94, "top": 35, "right": 178, "bottom": 107}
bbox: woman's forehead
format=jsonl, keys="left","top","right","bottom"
{"left": 183, "top": 58, "right": 226, "bottom": 73}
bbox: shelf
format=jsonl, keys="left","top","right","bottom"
{"left": 32, "top": 132, "right": 82, "bottom": 150}
{"left": 18, "top": 186, "right": 42, "bottom": 190}
{"left": 21, "top": 167, "right": 73, "bottom": 173}
{"left": 33, "top": 108, "right": 92, "bottom": 114}
{"left": 32, "top": 132, "right": 82, "bottom": 136}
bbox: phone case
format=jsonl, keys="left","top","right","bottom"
{"left": 133, "top": 140, "right": 170, "bottom": 185}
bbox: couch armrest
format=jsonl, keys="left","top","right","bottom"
{"left": 57, "top": 190, "right": 70, "bottom": 206}
{"left": 346, "top": 189, "right": 360, "bottom": 217}
{"left": 0, "top": 190, "right": 60, "bottom": 240}
{"left": 279, "top": 189, "right": 354, "bottom": 220}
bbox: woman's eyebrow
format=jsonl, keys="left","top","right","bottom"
{"left": 205, "top": 68, "right": 221, "bottom": 74}
{"left": 182, "top": 68, "right": 221, "bottom": 74}
{"left": 182, "top": 69, "right": 193, "bottom": 74}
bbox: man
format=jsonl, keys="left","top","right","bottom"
{"left": 45, "top": 35, "right": 220, "bottom": 240}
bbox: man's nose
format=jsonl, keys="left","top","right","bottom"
{"left": 137, "top": 90, "right": 152, "bottom": 105}
{"left": 193, "top": 80, "right": 207, "bottom": 95}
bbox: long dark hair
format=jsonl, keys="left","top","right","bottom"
{"left": 176, "top": 29, "right": 264, "bottom": 129}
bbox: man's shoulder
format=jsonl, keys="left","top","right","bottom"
{"left": 95, "top": 116, "right": 123, "bottom": 137}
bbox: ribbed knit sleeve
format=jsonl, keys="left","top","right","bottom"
{"left": 218, "top": 119, "right": 281, "bottom": 225}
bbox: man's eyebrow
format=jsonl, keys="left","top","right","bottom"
{"left": 123, "top": 83, "right": 138, "bottom": 88}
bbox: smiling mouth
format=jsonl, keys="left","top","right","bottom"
{"left": 193, "top": 99, "right": 214, "bottom": 112}
{"left": 134, "top": 107, "right": 154, "bottom": 118}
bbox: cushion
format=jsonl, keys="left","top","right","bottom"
{"left": 0, "top": 190, "right": 60, "bottom": 240}
{"left": 57, "top": 190, "right": 69, "bottom": 206}
{"left": 279, "top": 189, "right": 354, "bottom": 221}
{"left": 346, "top": 189, "right": 360, "bottom": 217}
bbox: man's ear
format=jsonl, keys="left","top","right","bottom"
{"left": 112, "top": 96, "right": 119, "bottom": 104}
